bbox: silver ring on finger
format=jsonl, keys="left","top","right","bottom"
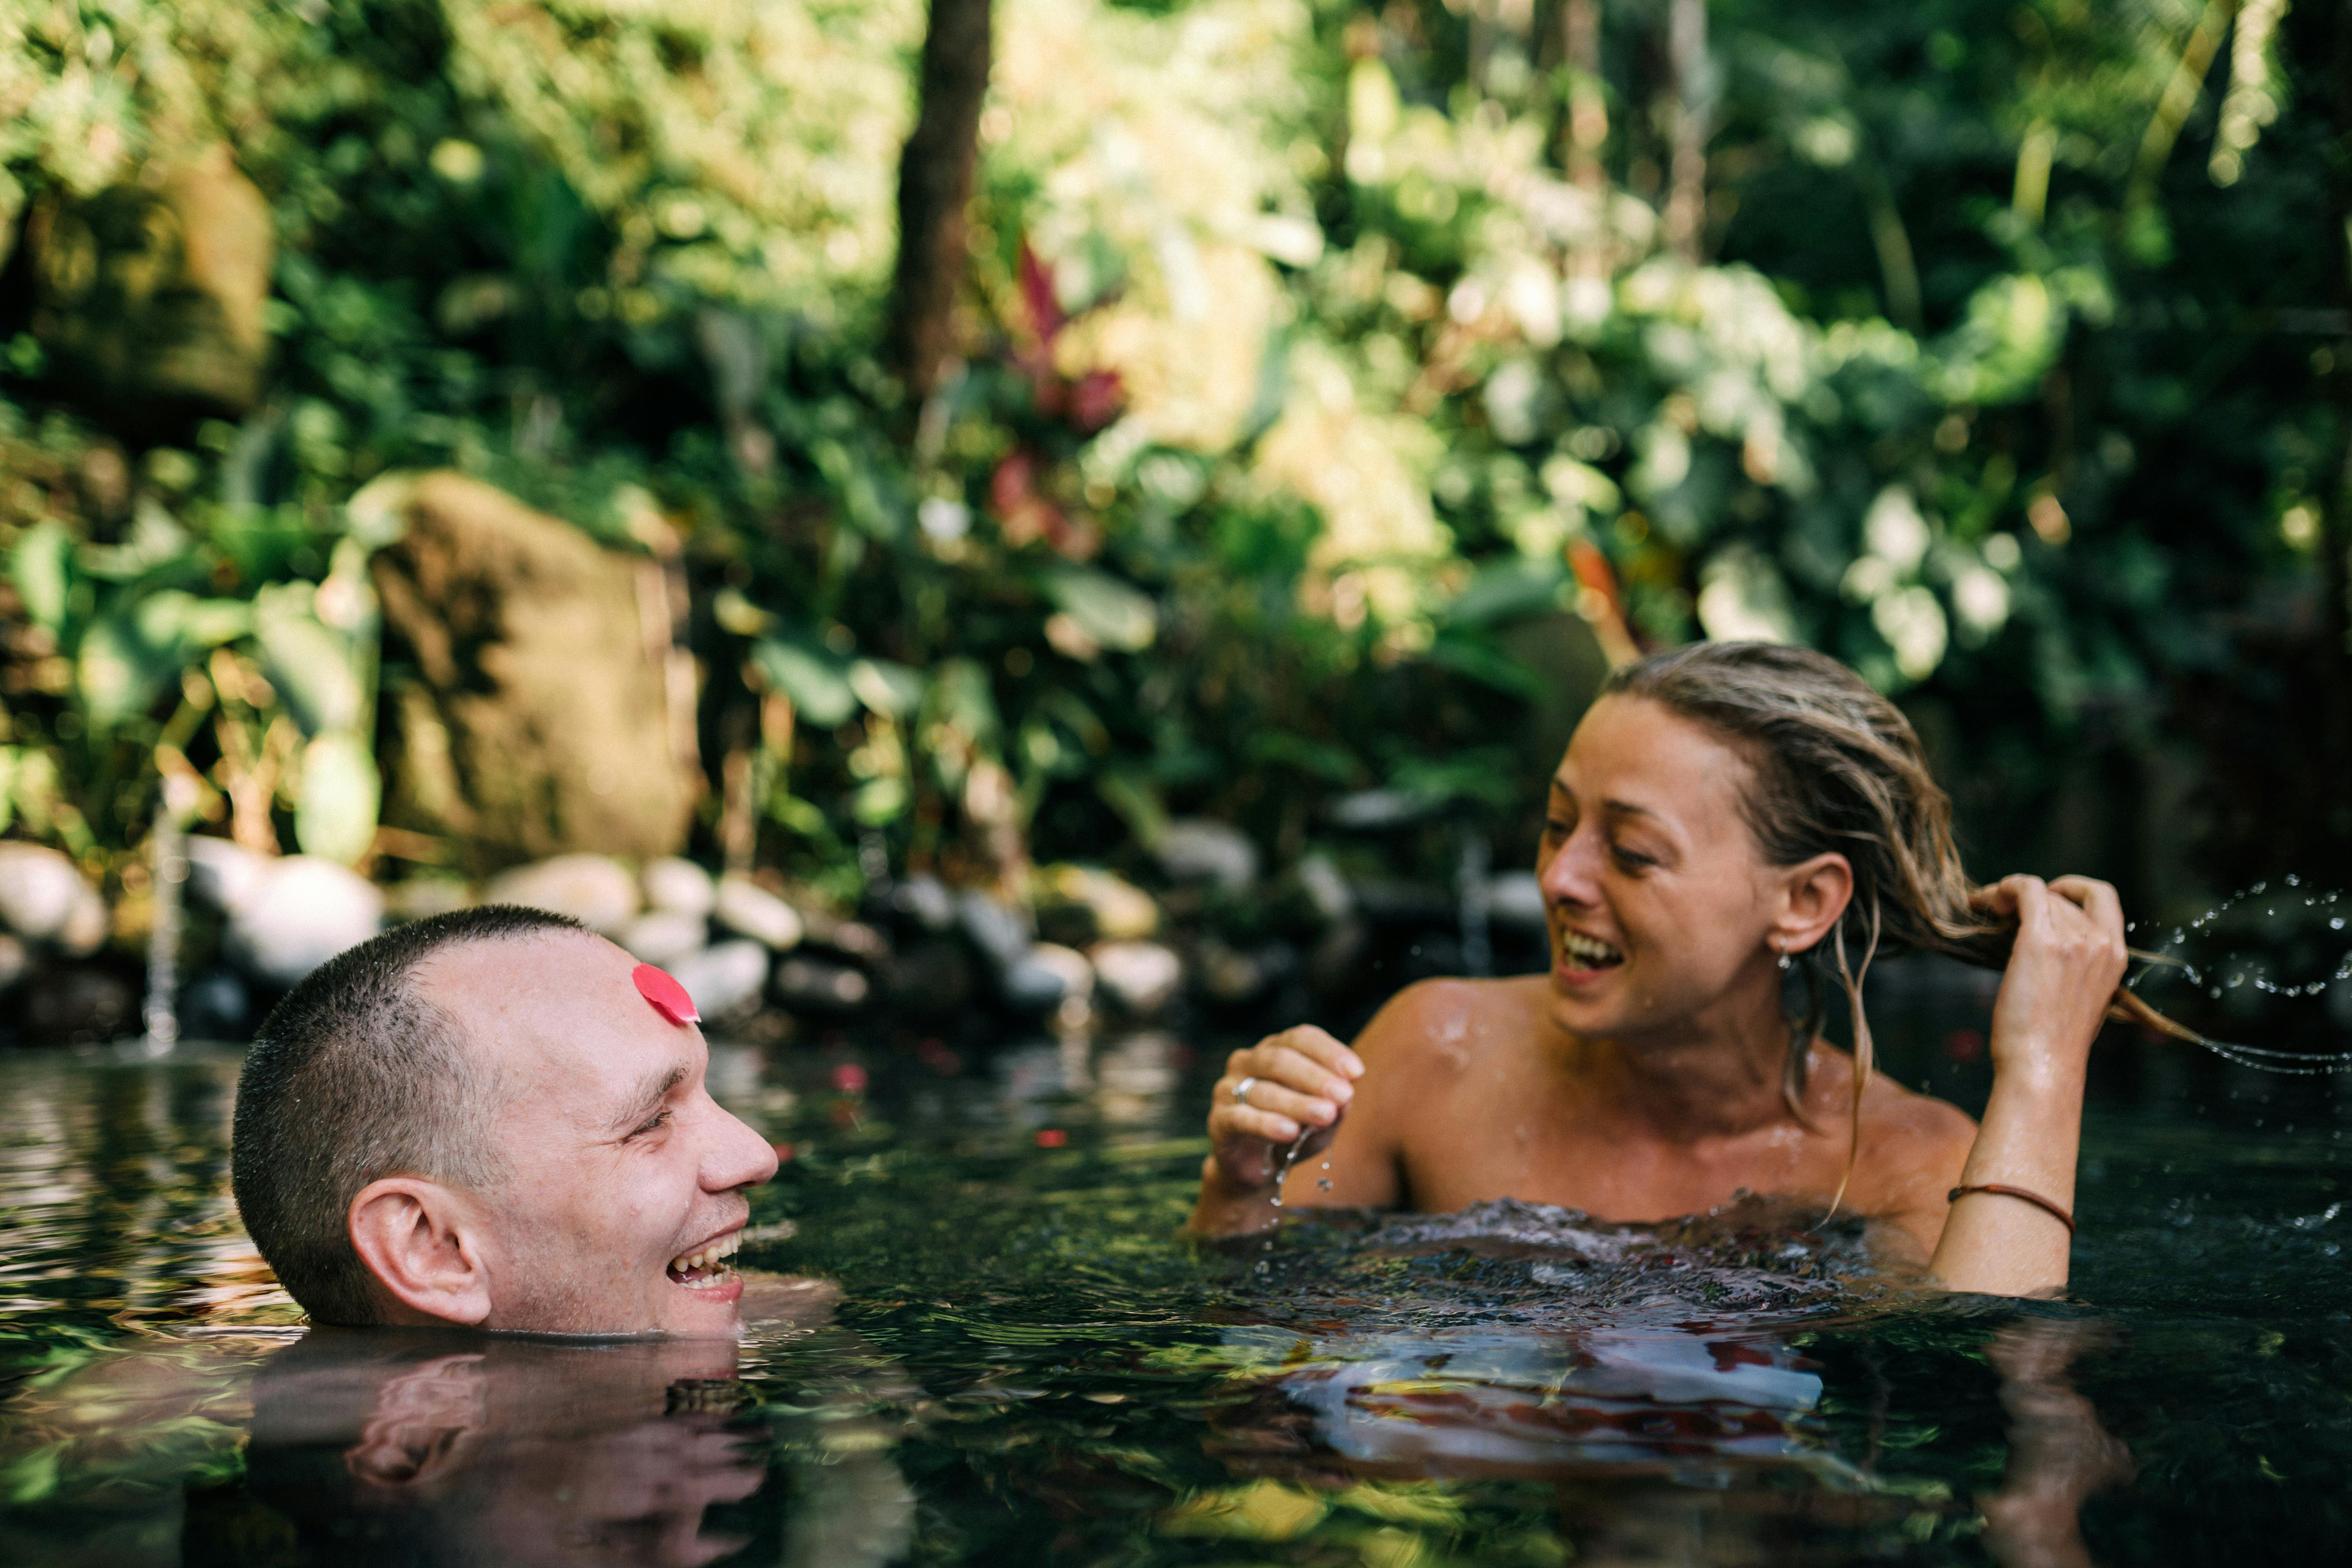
{"left": 1232, "top": 1076, "right": 1258, "bottom": 1106}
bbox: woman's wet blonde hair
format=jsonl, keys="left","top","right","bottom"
{"left": 1600, "top": 641, "right": 2178, "bottom": 1210}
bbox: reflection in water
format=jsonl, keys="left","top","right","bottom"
{"left": 2, "top": 1026, "right": 2345, "bottom": 1563}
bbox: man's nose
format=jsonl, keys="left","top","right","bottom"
{"left": 703, "top": 1100, "right": 780, "bottom": 1192}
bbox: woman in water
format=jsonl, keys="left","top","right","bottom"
{"left": 1189, "top": 641, "right": 2130, "bottom": 1297}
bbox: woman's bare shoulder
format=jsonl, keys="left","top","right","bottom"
{"left": 1355, "top": 976, "right": 1554, "bottom": 1066}
{"left": 1855, "top": 1071, "right": 1978, "bottom": 1202}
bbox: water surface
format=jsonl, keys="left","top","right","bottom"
{"left": 2, "top": 1008, "right": 2348, "bottom": 1565}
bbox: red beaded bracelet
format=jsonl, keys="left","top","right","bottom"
{"left": 1947, "top": 1183, "right": 2075, "bottom": 1236}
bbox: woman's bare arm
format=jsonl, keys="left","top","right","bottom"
{"left": 1187, "top": 1005, "right": 1412, "bottom": 1236}
{"left": 1927, "top": 875, "right": 2126, "bottom": 1296}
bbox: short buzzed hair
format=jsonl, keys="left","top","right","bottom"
{"left": 231, "top": 905, "right": 588, "bottom": 1325}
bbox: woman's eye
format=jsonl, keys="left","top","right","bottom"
{"left": 1543, "top": 817, "right": 1572, "bottom": 837}
{"left": 1609, "top": 844, "right": 1655, "bottom": 871}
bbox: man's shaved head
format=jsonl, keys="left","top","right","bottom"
{"left": 232, "top": 906, "right": 585, "bottom": 1325}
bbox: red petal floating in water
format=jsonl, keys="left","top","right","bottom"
{"left": 633, "top": 963, "right": 699, "bottom": 1025}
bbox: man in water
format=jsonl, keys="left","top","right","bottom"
{"left": 231, "top": 905, "right": 799, "bottom": 1336}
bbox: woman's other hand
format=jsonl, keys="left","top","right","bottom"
{"left": 1976, "top": 874, "right": 2129, "bottom": 1083}
{"left": 1205, "top": 1025, "right": 1365, "bottom": 1194}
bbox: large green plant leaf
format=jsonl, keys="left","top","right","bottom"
{"left": 10, "top": 521, "right": 74, "bottom": 636}
{"left": 1044, "top": 567, "right": 1157, "bottom": 653}
{"left": 751, "top": 636, "right": 858, "bottom": 727}
{"left": 252, "top": 585, "right": 365, "bottom": 735}
{"left": 294, "top": 731, "right": 382, "bottom": 865}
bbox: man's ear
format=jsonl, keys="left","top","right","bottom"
{"left": 343, "top": 1354, "right": 486, "bottom": 1489}
{"left": 1772, "top": 852, "right": 1854, "bottom": 959}
{"left": 348, "top": 1178, "right": 494, "bottom": 1327}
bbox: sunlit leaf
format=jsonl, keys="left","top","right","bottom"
{"left": 1044, "top": 567, "right": 1156, "bottom": 653}
{"left": 752, "top": 637, "right": 858, "bottom": 728}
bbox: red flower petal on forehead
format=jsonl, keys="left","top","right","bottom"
{"left": 633, "top": 963, "right": 700, "bottom": 1026}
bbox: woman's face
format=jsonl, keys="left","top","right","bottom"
{"left": 1537, "top": 694, "right": 1791, "bottom": 1044}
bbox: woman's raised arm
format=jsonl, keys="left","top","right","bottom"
{"left": 1927, "top": 874, "right": 2127, "bottom": 1296}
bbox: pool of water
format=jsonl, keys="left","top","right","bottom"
{"left": 3, "top": 990, "right": 2350, "bottom": 1566}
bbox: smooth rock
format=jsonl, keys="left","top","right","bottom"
{"left": 713, "top": 875, "right": 804, "bottom": 950}
{"left": 889, "top": 874, "right": 956, "bottom": 933}
{"left": 184, "top": 836, "right": 271, "bottom": 914}
{"left": 484, "top": 854, "right": 640, "bottom": 933}
{"left": 56, "top": 884, "right": 108, "bottom": 958}
{"left": 0, "top": 934, "right": 26, "bottom": 993}
{"left": 1041, "top": 864, "right": 1160, "bottom": 941}
{"left": 1297, "top": 853, "right": 1354, "bottom": 924}
{"left": 773, "top": 955, "right": 873, "bottom": 1014}
{"left": 0, "top": 842, "right": 93, "bottom": 942}
{"left": 227, "top": 857, "right": 386, "bottom": 988}
{"left": 810, "top": 919, "right": 890, "bottom": 964}
{"left": 619, "top": 911, "right": 708, "bottom": 966}
{"left": 1196, "top": 939, "right": 1299, "bottom": 1006}
{"left": 668, "top": 940, "right": 770, "bottom": 1020}
{"left": 956, "top": 890, "right": 1032, "bottom": 971}
{"left": 1090, "top": 940, "right": 1183, "bottom": 1016}
{"left": 1486, "top": 871, "right": 1547, "bottom": 932}
{"left": 1155, "top": 820, "right": 1259, "bottom": 892}
{"left": 642, "top": 857, "right": 716, "bottom": 918}
{"left": 1000, "top": 948, "right": 1078, "bottom": 1013}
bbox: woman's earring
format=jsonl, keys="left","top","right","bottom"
{"left": 1776, "top": 942, "right": 1792, "bottom": 972}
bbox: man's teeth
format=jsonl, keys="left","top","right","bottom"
{"left": 668, "top": 1231, "right": 743, "bottom": 1283}
{"left": 1558, "top": 931, "right": 1624, "bottom": 968}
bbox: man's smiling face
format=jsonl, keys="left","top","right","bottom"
{"left": 414, "top": 931, "right": 779, "bottom": 1337}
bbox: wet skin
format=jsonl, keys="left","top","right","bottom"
{"left": 1190, "top": 695, "right": 2128, "bottom": 1293}
{"left": 347, "top": 930, "right": 783, "bottom": 1336}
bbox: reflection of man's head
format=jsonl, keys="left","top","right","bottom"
{"left": 229, "top": 908, "right": 778, "bottom": 1336}
{"left": 232, "top": 1331, "right": 763, "bottom": 1568}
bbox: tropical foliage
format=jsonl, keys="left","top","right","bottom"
{"left": 0, "top": 0, "right": 2343, "bottom": 919}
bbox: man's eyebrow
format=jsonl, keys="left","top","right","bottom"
{"left": 607, "top": 1063, "right": 689, "bottom": 1137}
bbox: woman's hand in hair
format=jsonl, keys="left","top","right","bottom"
{"left": 1204, "top": 1025, "right": 1365, "bottom": 1193}
{"left": 1977, "top": 874, "right": 2129, "bottom": 1080}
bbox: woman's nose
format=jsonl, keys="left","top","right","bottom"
{"left": 1540, "top": 825, "right": 1604, "bottom": 909}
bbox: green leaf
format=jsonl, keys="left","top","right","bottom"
{"left": 848, "top": 658, "right": 925, "bottom": 719}
{"left": 76, "top": 611, "right": 181, "bottom": 731}
{"left": 252, "top": 584, "right": 365, "bottom": 735}
{"left": 295, "top": 731, "right": 382, "bottom": 865}
{"left": 10, "top": 521, "right": 73, "bottom": 635}
{"left": 751, "top": 636, "right": 858, "bottom": 727}
{"left": 1044, "top": 567, "right": 1156, "bottom": 652}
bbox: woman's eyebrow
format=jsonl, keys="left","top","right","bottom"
{"left": 1600, "top": 798, "right": 1658, "bottom": 820}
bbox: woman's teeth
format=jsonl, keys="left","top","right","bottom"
{"left": 1558, "top": 931, "right": 1624, "bottom": 970}
{"left": 666, "top": 1231, "right": 743, "bottom": 1287}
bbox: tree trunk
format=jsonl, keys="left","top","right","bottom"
{"left": 891, "top": 0, "right": 995, "bottom": 407}
{"left": 1662, "top": 0, "right": 1711, "bottom": 262}
{"left": 1562, "top": 0, "right": 1606, "bottom": 192}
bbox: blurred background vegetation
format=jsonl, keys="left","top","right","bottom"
{"left": 1, "top": 0, "right": 2347, "bottom": 936}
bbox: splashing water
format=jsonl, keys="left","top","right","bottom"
{"left": 2129, "top": 878, "right": 2352, "bottom": 1074}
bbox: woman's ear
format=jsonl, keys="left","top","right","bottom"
{"left": 1773, "top": 852, "right": 1853, "bottom": 957}
{"left": 348, "top": 1179, "right": 495, "bottom": 1327}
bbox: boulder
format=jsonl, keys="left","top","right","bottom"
{"left": 483, "top": 854, "right": 640, "bottom": 934}
{"left": 642, "top": 857, "right": 716, "bottom": 919}
{"left": 0, "top": 934, "right": 26, "bottom": 995}
{"left": 713, "top": 875, "right": 804, "bottom": 950}
{"left": 1090, "top": 940, "right": 1183, "bottom": 1016}
{"left": 178, "top": 969, "right": 252, "bottom": 1041}
{"left": 1040, "top": 864, "right": 1160, "bottom": 942}
{"left": 370, "top": 471, "right": 698, "bottom": 864}
{"left": 184, "top": 836, "right": 271, "bottom": 914}
{"left": 0, "top": 842, "right": 94, "bottom": 944}
{"left": 227, "top": 857, "right": 385, "bottom": 988}
{"left": 998, "top": 942, "right": 1092, "bottom": 1015}
{"left": 955, "top": 889, "right": 1031, "bottom": 971}
{"left": 878, "top": 938, "right": 974, "bottom": 1020}
{"left": 619, "top": 911, "right": 707, "bottom": 966}
{"left": 887, "top": 874, "right": 956, "bottom": 933}
{"left": 1154, "top": 820, "right": 1259, "bottom": 893}
{"left": 773, "top": 955, "right": 873, "bottom": 1014}
{"left": 1296, "top": 853, "right": 1354, "bottom": 924}
{"left": 668, "top": 940, "right": 770, "bottom": 1021}
{"left": 16, "top": 964, "right": 136, "bottom": 1045}
{"left": 24, "top": 148, "right": 274, "bottom": 434}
